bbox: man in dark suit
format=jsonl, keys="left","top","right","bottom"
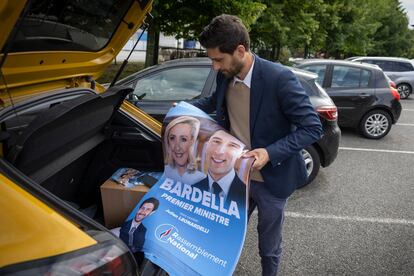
{"left": 119, "top": 197, "right": 159, "bottom": 264}
{"left": 194, "top": 15, "right": 322, "bottom": 275}
{"left": 193, "top": 130, "right": 246, "bottom": 210}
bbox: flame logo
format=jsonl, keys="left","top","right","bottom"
{"left": 160, "top": 227, "right": 173, "bottom": 238}
{"left": 155, "top": 224, "right": 178, "bottom": 243}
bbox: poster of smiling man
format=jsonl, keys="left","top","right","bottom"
{"left": 122, "top": 101, "right": 253, "bottom": 275}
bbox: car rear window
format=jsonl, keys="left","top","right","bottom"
{"left": 300, "top": 79, "right": 320, "bottom": 96}
{"left": 393, "top": 61, "right": 414, "bottom": 72}
{"left": 363, "top": 60, "right": 414, "bottom": 72}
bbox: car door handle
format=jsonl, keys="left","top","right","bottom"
{"left": 359, "top": 93, "right": 370, "bottom": 98}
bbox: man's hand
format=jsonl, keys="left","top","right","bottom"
{"left": 243, "top": 148, "right": 269, "bottom": 170}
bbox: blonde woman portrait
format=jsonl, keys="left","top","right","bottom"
{"left": 163, "top": 116, "right": 205, "bottom": 184}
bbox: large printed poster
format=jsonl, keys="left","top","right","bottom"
{"left": 120, "top": 102, "right": 254, "bottom": 275}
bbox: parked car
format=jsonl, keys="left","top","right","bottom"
{"left": 0, "top": 0, "right": 162, "bottom": 274}
{"left": 116, "top": 58, "right": 341, "bottom": 186}
{"left": 296, "top": 59, "right": 402, "bottom": 139}
{"left": 351, "top": 56, "right": 414, "bottom": 99}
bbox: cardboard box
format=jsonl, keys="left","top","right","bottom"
{"left": 100, "top": 179, "right": 149, "bottom": 229}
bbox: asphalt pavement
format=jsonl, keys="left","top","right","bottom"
{"left": 235, "top": 98, "right": 414, "bottom": 275}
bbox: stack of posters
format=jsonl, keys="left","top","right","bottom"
{"left": 118, "top": 102, "right": 253, "bottom": 275}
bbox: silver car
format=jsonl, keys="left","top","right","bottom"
{"left": 352, "top": 56, "right": 414, "bottom": 99}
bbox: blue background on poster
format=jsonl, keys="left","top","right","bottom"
{"left": 128, "top": 175, "right": 247, "bottom": 275}
{"left": 124, "top": 102, "right": 249, "bottom": 275}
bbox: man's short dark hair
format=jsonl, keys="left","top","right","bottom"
{"left": 140, "top": 197, "right": 159, "bottom": 211}
{"left": 199, "top": 14, "right": 250, "bottom": 54}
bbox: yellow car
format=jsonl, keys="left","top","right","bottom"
{"left": 0, "top": 0, "right": 163, "bottom": 274}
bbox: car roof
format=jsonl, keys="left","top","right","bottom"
{"left": 118, "top": 57, "right": 319, "bottom": 84}
{"left": 297, "top": 59, "right": 382, "bottom": 71}
{"left": 132, "top": 57, "right": 211, "bottom": 75}
{"left": 353, "top": 56, "right": 412, "bottom": 63}
{"left": 160, "top": 57, "right": 211, "bottom": 66}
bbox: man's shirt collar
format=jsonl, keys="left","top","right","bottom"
{"left": 207, "top": 169, "right": 235, "bottom": 199}
{"left": 232, "top": 55, "right": 255, "bottom": 88}
{"left": 130, "top": 219, "right": 140, "bottom": 231}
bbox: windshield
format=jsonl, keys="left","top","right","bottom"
{"left": 4, "top": 0, "right": 134, "bottom": 53}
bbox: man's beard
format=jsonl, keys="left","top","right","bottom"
{"left": 221, "top": 58, "right": 244, "bottom": 78}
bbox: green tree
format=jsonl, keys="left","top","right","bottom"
{"left": 145, "top": 0, "right": 265, "bottom": 67}
{"left": 322, "top": 0, "right": 380, "bottom": 58}
{"left": 369, "top": 0, "right": 412, "bottom": 57}
{"left": 250, "top": 0, "right": 329, "bottom": 61}
{"left": 249, "top": 1, "right": 288, "bottom": 61}
{"left": 283, "top": 0, "right": 328, "bottom": 58}
{"left": 142, "top": 0, "right": 414, "bottom": 66}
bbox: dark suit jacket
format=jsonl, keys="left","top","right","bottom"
{"left": 119, "top": 220, "right": 147, "bottom": 253}
{"left": 193, "top": 174, "right": 246, "bottom": 210}
{"left": 194, "top": 55, "right": 322, "bottom": 198}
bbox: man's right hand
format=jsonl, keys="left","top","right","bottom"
{"left": 243, "top": 148, "right": 269, "bottom": 170}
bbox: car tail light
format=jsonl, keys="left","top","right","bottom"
{"left": 390, "top": 87, "right": 400, "bottom": 101}
{"left": 316, "top": 106, "right": 338, "bottom": 121}
{"left": 386, "top": 80, "right": 400, "bottom": 100}
{"left": 3, "top": 242, "right": 137, "bottom": 276}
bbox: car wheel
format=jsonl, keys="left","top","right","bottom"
{"left": 397, "top": 83, "right": 411, "bottom": 99}
{"left": 359, "top": 109, "right": 392, "bottom": 139}
{"left": 299, "top": 145, "right": 320, "bottom": 188}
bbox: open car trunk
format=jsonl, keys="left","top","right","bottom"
{"left": 2, "top": 86, "right": 164, "bottom": 225}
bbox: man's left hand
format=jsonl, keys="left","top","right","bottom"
{"left": 243, "top": 148, "right": 269, "bottom": 170}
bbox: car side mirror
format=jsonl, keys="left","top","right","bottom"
{"left": 127, "top": 93, "right": 147, "bottom": 102}
{"left": 127, "top": 93, "right": 140, "bottom": 102}
{"left": 137, "top": 93, "right": 147, "bottom": 100}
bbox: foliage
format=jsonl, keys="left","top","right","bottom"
{"left": 152, "top": 0, "right": 265, "bottom": 39}
{"left": 144, "top": 0, "right": 265, "bottom": 66}
{"left": 322, "top": 0, "right": 381, "bottom": 58}
{"left": 369, "top": 0, "right": 413, "bottom": 57}
{"left": 144, "top": 0, "right": 414, "bottom": 66}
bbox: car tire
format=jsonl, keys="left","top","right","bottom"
{"left": 359, "top": 109, "right": 392, "bottom": 139}
{"left": 299, "top": 145, "right": 320, "bottom": 188}
{"left": 397, "top": 83, "right": 411, "bottom": 99}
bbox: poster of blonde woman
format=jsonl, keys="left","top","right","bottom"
{"left": 122, "top": 102, "right": 254, "bottom": 275}
{"left": 163, "top": 116, "right": 205, "bottom": 185}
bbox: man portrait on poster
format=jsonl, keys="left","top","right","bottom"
{"left": 193, "top": 130, "right": 246, "bottom": 209}
{"left": 119, "top": 197, "right": 159, "bottom": 254}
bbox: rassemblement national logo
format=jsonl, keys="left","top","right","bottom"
{"left": 154, "top": 223, "right": 200, "bottom": 261}
{"left": 155, "top": 224, "right": 178, "bottom": 243}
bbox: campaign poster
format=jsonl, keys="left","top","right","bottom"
{"left": 118, "top": 102, "right": 254, "bottom": 275}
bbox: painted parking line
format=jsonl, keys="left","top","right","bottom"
{"left": 396, "top": 123, "right": 414, "bottom": 126}
{"left": 402, "top": 109, "right": 414, "bottom": 112}
{"left": 339, "top": 147, "right": 414, "bottom": 154}
{"left": 285, "top": 211, "right": 414, "bottom": 226}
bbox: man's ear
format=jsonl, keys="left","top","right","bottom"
{"left": 235, "top": 45, "right": 246, "bottom": 58}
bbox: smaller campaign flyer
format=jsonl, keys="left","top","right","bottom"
{"left": 118, "top": 102, "right": 254, "bottom": 275}
{"left": 111, "top": 168, "right": 161, "bottom": 188}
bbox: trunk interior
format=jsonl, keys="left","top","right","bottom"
{"left": 1, "top": 87, "right": 164, "bottom": 226}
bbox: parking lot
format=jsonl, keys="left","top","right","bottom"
{"left": 236, "top": 99, "right": 414, "bottom": 275}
